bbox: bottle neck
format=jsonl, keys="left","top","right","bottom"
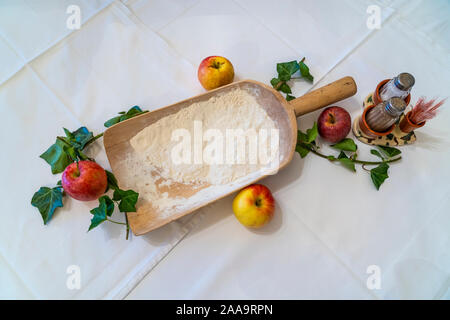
{"left": 394, "top": 77, "right": 406, "bottom": 91}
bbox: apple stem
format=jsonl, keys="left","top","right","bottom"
{"left": 304, "top": 144, "right": 402, "bottom": 165}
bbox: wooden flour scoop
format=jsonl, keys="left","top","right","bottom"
{"left": 104, "top": 77, "right": 357, "bottom": 235}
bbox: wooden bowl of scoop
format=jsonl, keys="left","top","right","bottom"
{"left": 104, "top": 77, "right": 357, "bottom": 235}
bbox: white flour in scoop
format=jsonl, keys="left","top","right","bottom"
{"left": 119, "top": 88, "right": 277, "bottom": 215}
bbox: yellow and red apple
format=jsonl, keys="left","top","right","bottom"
{"left": 197, "top": 56, "right": 234, "bottom": 90}
{"left": 232, "top": 184, "right": 275, "bottom": 228}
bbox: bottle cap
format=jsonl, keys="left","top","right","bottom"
{"left": 394, "top": 73, "right": 415, "bottom": 91}
{"left": 385, "top": 97, "right": 406, "bottom": 116}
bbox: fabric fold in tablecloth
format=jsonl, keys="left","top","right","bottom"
{"left": 0, "top": 1, "right": 203, "bottom": 299}
{"left": 126, "top": 0, "right": 450, "bottom": 300}
{"left": 2, "top": 0, "right": 448, "bottom": 299}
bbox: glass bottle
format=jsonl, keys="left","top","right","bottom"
{"left": 366, "top": 97, "right": 406, "bottom": 132}
{"left": 380, "top": 73, "right": 415, "bottom": 101}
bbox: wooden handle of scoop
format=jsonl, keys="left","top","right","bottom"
{"left": 290, "top": 76, "right": 357, "bottom": 117}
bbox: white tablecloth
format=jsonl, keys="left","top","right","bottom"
{"left": 1, "top": 0, "right": 449, "bottom": 299}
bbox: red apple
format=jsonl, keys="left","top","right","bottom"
{"left": 62, "top": 161, "right": 107, "bottom": 201}
{"left": 317, "top": 106, "right": 351, "bottom": 143}
{"left": 197, "top": 56, "right": 234, "bottom": 90}
{"left": 232, "top": 184, "right": 275, "bottom": 228}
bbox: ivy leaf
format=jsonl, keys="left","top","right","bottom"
{"left": 277, "top": 61, "right": 299, "bottom": 81}
{"left": 370, "top": 149, "right": 384, "bottom": 159}
{"left": 270, "top": 78, "right": 281, "bottom": 89}
{"left": 104, "top": 116, "right": 121, "bottom": 128}
{"left": 64, "top": 144, "right": 78, "bottom": 161}
{"left": 337, "top": 151, "right": 356, "bottom": 172}
{"left": 286, "top": 94, "right": 295, "bottom": 101}
{"left": 125, "top": 106, "right": 144, "bottom": 115}
{"left": 63, "top": 128, "right": 74, "bottom": 140}
{"left": 297, "top": 123, "right": 317, "bottom": 145}
{"left": 337, "top": 151, "right": 347, "bottom": 159}
{"left": 297, "top": 130, "right": 308, "bottom": 144}
{"left": 295, "top": 144, "right": 310, "bottom": 158}
{"left": 104, "top": 106, "right": 148, "bottom": 128}
{"left": 40, "top": 139, "right": 74, "bottom": 174}
{"left": 377, "top": 145, "right": 401, "bottom": 158}
{"left": 105, "top": 170, "right": 119, "bottom": 192}
{"left": 331, "top": 138, "right": 358, "bottom": 152}
{"left": 31, "top": 187, "right": 64, "bottom": 224}
{"left": 279, "top": 82, "right": 292, "bottom": 94}
{"left": 306, "top": 122, "right": 318, "bottom": 143}
{"left": 370, "top": 163, "right": 389, "bottom": 190}
{"left": 40, "top": 127, "right": 95, "bottom": 173}
{"left": 68, "top": 127, "right": 94, "bottom": 149}
{"left": 88, "top": 195, "right": 115, "bottom": 231}
{"left": 113, "top": 189, "right": 139, "bottom": 212}
{"left": 299, "top": 58, "right": 314, "bottom": 82}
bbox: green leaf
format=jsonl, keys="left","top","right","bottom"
{"left": 297, "top": 126, "right": 318, "bottom": 145}
{"left": 331, "top": 138, "right": 358, "bottom": 152}
{"left": 306, "top": 122, "right": 318, "bottom": 143}
{"left": 65, "top": 145, "right": 78, "bottom": 161}
{"left": 69, "top": 127, "right": 94, "bottom": 149}
{"left": 277, "top": 61, "right": 299, "bottom": 81}
{"left": 370, "top": 149, "right": 384, "bottom": 159}
{"left": 377, "top": 145, "right": 401, "bottom": 158}
{"left": 297, "top": 130, "right": 308, "bottom": 143}
{"left": 299, "top": 59, "right": 314, "bottom": 82}
{"left": 104, "top": 116, "right": 121, "bottom": 128}
{"left": 88, "top": 196, "right": 115, "bottom": 231}
{"left": 31, "top": 187, "right": 64, "bottom": 224}
{"left": 337, "top": 151, "right": 347, "bottom": 159}
{"left": 339, "top": 158, "right": 356, "bottom": 172}
{"left": 40, "top": 139, "right": 74, "bottom": 174}
{"left": 270, "top": 78, "right": 281, "bottom": 89}
{"left": 125, "top": 106, "right": 143, "bottom": 116}
{"left": 370, "top": 163, "right": 389, "bottom": 190}
{"left": 104, "top": 106, "right": 148, "bottom": 128}
{"left": 337, "top": 151, "right": 356, "bottom": 172}
{"left": 279, "top": 82, "right": 292, "bottom": 94}
{"left": 63, "top": 127, "right": 94, "bottom": 150}
{"left": 295, "top": 144, "right": 310, "bottom": 158}
{"left": 41, "top": 127, "right": 94, "bottom": 173}
{"left": 113, "top": 189, "right": 139, "bottom": 212}
{"left": 286, "top": 94, "right": 295, "bottom": 101}
{"left": 63, "top": 128, "right": 74, "bottom": 140}
{"left": 106, "top": 170, "right": 119, "bottom": 191}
